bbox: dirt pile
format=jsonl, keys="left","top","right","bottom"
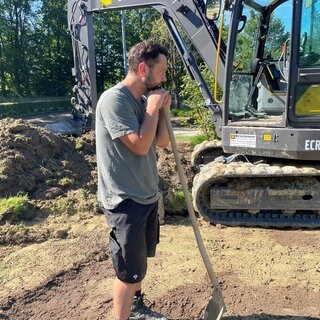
{"left": 0, "top": 118, "right": 193, "bottom": 220}
{"left": 157, "top": 142, "right": 195, "bottom": 214}
{"left": 0, "top": 118, "right": 95, "bottom": 200}
{"left": 0, "top": 118, "right": 192, "bottom": 243}
{"left": 0, "top": 119, "right": 98, "bottom": 243}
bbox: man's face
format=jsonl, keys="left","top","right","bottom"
{"left": 144, "top": 54, "right": 167, "bottom": 91}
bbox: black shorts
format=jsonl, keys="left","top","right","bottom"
{"left": 102, "top": 199, "right": 159, "bottom": 284}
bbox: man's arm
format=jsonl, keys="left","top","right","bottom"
{"left": 156, "top": 93, "right": 171, "bottom": 148}
{"left": 120, "top": 89, "right": 169, "bottom": 156}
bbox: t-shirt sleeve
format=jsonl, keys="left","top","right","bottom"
{"left": 99, "top": 92, "right": 140, "bottom": 140}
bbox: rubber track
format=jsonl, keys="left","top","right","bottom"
{"left": 192, "top": 160, "right": 320, "bottom": 228}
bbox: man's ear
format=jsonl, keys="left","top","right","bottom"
{"left": 138, "top": 62, "right": 147, "bottom": 78}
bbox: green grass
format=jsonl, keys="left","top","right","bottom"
{"left": 75, "top": 137, "right": 85, "bottom": 150}
{"left": 165, "top": 189, "right": 187, "bottom": 212}
{"left": 59, "top": 177, "right": 74, "bottom": 187}
{"left": 187, "top": 134, "right": 207, "bottom": 147}
{"left": 0, "top": 195, "right": 29, "bottom": 222}
{"left": 0, "top": 97, "right": 72, "bottom": 119}
{"left": 174, "top": 133, "right": 207, "bottom": 147}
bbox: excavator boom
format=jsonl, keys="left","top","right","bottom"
{"left": 67, "top": 0, "right": 225, "bottom": 131}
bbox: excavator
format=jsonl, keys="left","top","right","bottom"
{"left": 67, "top": 0, "right": 320, "bottom": 228}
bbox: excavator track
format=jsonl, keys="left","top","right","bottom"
{"left": 192, "top": 160, "right": 320, "bottom": 228}
{"left": 191, "top": 140, "right": 225, "bottom": 167}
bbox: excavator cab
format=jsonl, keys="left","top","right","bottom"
{"left": 191, "top": 0, "right": 320, "bottom": 228}
{"left": 219, "top": 0, "right": 320, "bottom": 160}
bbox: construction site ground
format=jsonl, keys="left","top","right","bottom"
{"left": 0, "top": 117, "right": 319, "bottom": 320}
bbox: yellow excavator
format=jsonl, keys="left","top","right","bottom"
{"left": 68, "top": 0, "right": 320, "bottom": 228}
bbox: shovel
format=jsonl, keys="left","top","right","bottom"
{"left": 163, "top": 108, "right": 226, "bottom": 320}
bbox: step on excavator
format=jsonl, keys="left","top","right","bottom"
{"left": 67, "top": 0, "right": 320, "bottom": 229}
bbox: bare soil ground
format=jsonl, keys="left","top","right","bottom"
{"left": 0, "top": 118, "right": 319, "bottom": 320}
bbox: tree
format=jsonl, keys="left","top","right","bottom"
{"left": 34, "top": 0, "right": 74, "bottom": 96}
{"left": 180, "top": 64, "right": 217, "bottom": 139}
{"left": 0, "top": 12, "right": 7, "bottom": 95}
{"left": 149, "top": 18, "right": 186, "bottom": 109}
{"left": 234, "top": 10, "right": 289, "bottom": 70}
{"left": 0, "top": 0, "right": 37, "bottom": 96}
{"left": 94, "top": 11, "right": 124, "bottom": 94}
{"left": 125, "top": 8, "right": 159, "bottom": 46}
{"left": 94, "top": 8, "right": 162, "bottom": 94}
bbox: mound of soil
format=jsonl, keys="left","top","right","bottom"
{"left": 0, "top": 118, "right": 190, "bottom": 242}
{"left": 0, "top": 118, "right": 95, "bottom": 200}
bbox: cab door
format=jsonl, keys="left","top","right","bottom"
{"left": 288, "top": 0, "right": 320, "bottom": 126}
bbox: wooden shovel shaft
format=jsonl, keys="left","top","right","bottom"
{"left": 163, "top": 108, "right": 225, "bottom": 303}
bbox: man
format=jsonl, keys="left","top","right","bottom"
{"left": 96, "top": 40, "right": 170, "bottom": 320}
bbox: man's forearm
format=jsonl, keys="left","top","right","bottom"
{"left": 156, "top": 110, "right": 170, "bottom": 147}
{"left": 139, "top": 103, "right": 161, "bottom": 149}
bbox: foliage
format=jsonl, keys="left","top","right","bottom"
{"left": 94, "top": 8, "right": 161, "bottom": 94}
{"left": 165, "top": 189, "right": 186, "bottom": 213}
{"left": 0, "top": 194, "right": 29, "bottom": 223}
{"left": 94, "top": 11, "right": 125, "bottom": 94}
{"left": 75, "top": 137, "right": 85, "bottom": 150}
{"left": 0, "top": 0, "right": 73, "bottom": 97}
{"left": 33, "top": 0, "right": 74, "bottom": 96}
{"left": 180, "top": 64, "right": 218, "bottom": 140}
{"left": 59, "top": 178, "right": 74, "bottom": 187}
{"left": 300, "top": 1, "right": 320, "bottom": 65}
{"left": 125, "top": 9, "right": 159, "bottom": 45}
{"left": 0, "top": 4, "right": 162, "bottom": 98}
{"left": 0, "top": 0, "right": 37, "bottom": 96}
{"left": 234, "top": 9, "right": 289, "bottom": 70}
{"left": 170, "top": 107, "right": 192, "bottom": 117}
{"left": 149, "top": 18, "right": 186, "bottom": 109}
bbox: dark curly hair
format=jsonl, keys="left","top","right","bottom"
{"left": 128, "top": 40, "right": 168, "bottom": 72}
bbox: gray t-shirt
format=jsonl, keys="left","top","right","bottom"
{"left": 96, "top": 83, "right": 160, "bottom": 210}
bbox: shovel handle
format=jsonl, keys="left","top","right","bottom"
{"left": 163, "top": 108, "right": 224, "bottom": 300}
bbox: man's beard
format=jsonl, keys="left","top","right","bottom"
{"left": 145, "top": 73, "right": 161, "bottom": 91}
{"left": 147, "top": 84, "right": 161, "bottom": 91}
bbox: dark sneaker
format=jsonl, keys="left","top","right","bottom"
{"left": 129, "top": 294, "right": 167, "bottom": 320}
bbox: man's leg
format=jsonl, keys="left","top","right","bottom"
{"left": 113, "top": 279, "right": 142, "bottom": 320}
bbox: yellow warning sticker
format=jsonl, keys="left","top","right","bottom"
{"left": 296, "top": 85, "right": 320, "bottom": 116}
{"left": 101, "top": 0, "right": 112, "bottom": 6}
{"left": 263, "top": 134, "right": 272, "bottom": 141}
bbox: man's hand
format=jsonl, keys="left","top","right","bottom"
{"left": 119, "top": 88, "right": 169, "bottom": 156}
{"left": 156, "top": 90, "right": 171, "bottom": 148}
{"left": 147, "top": 88, "right": 169, "bottom": 112}
{"left": 161, "top": 91, "right": 171, "bottom": 111}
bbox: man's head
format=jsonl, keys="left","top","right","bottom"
{"left": 128, "top": 40, "right": 168, "bottom": 91}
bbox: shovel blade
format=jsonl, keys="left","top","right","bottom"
{"left": 204, "top": 292, "right": 226, "bottom": 320}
